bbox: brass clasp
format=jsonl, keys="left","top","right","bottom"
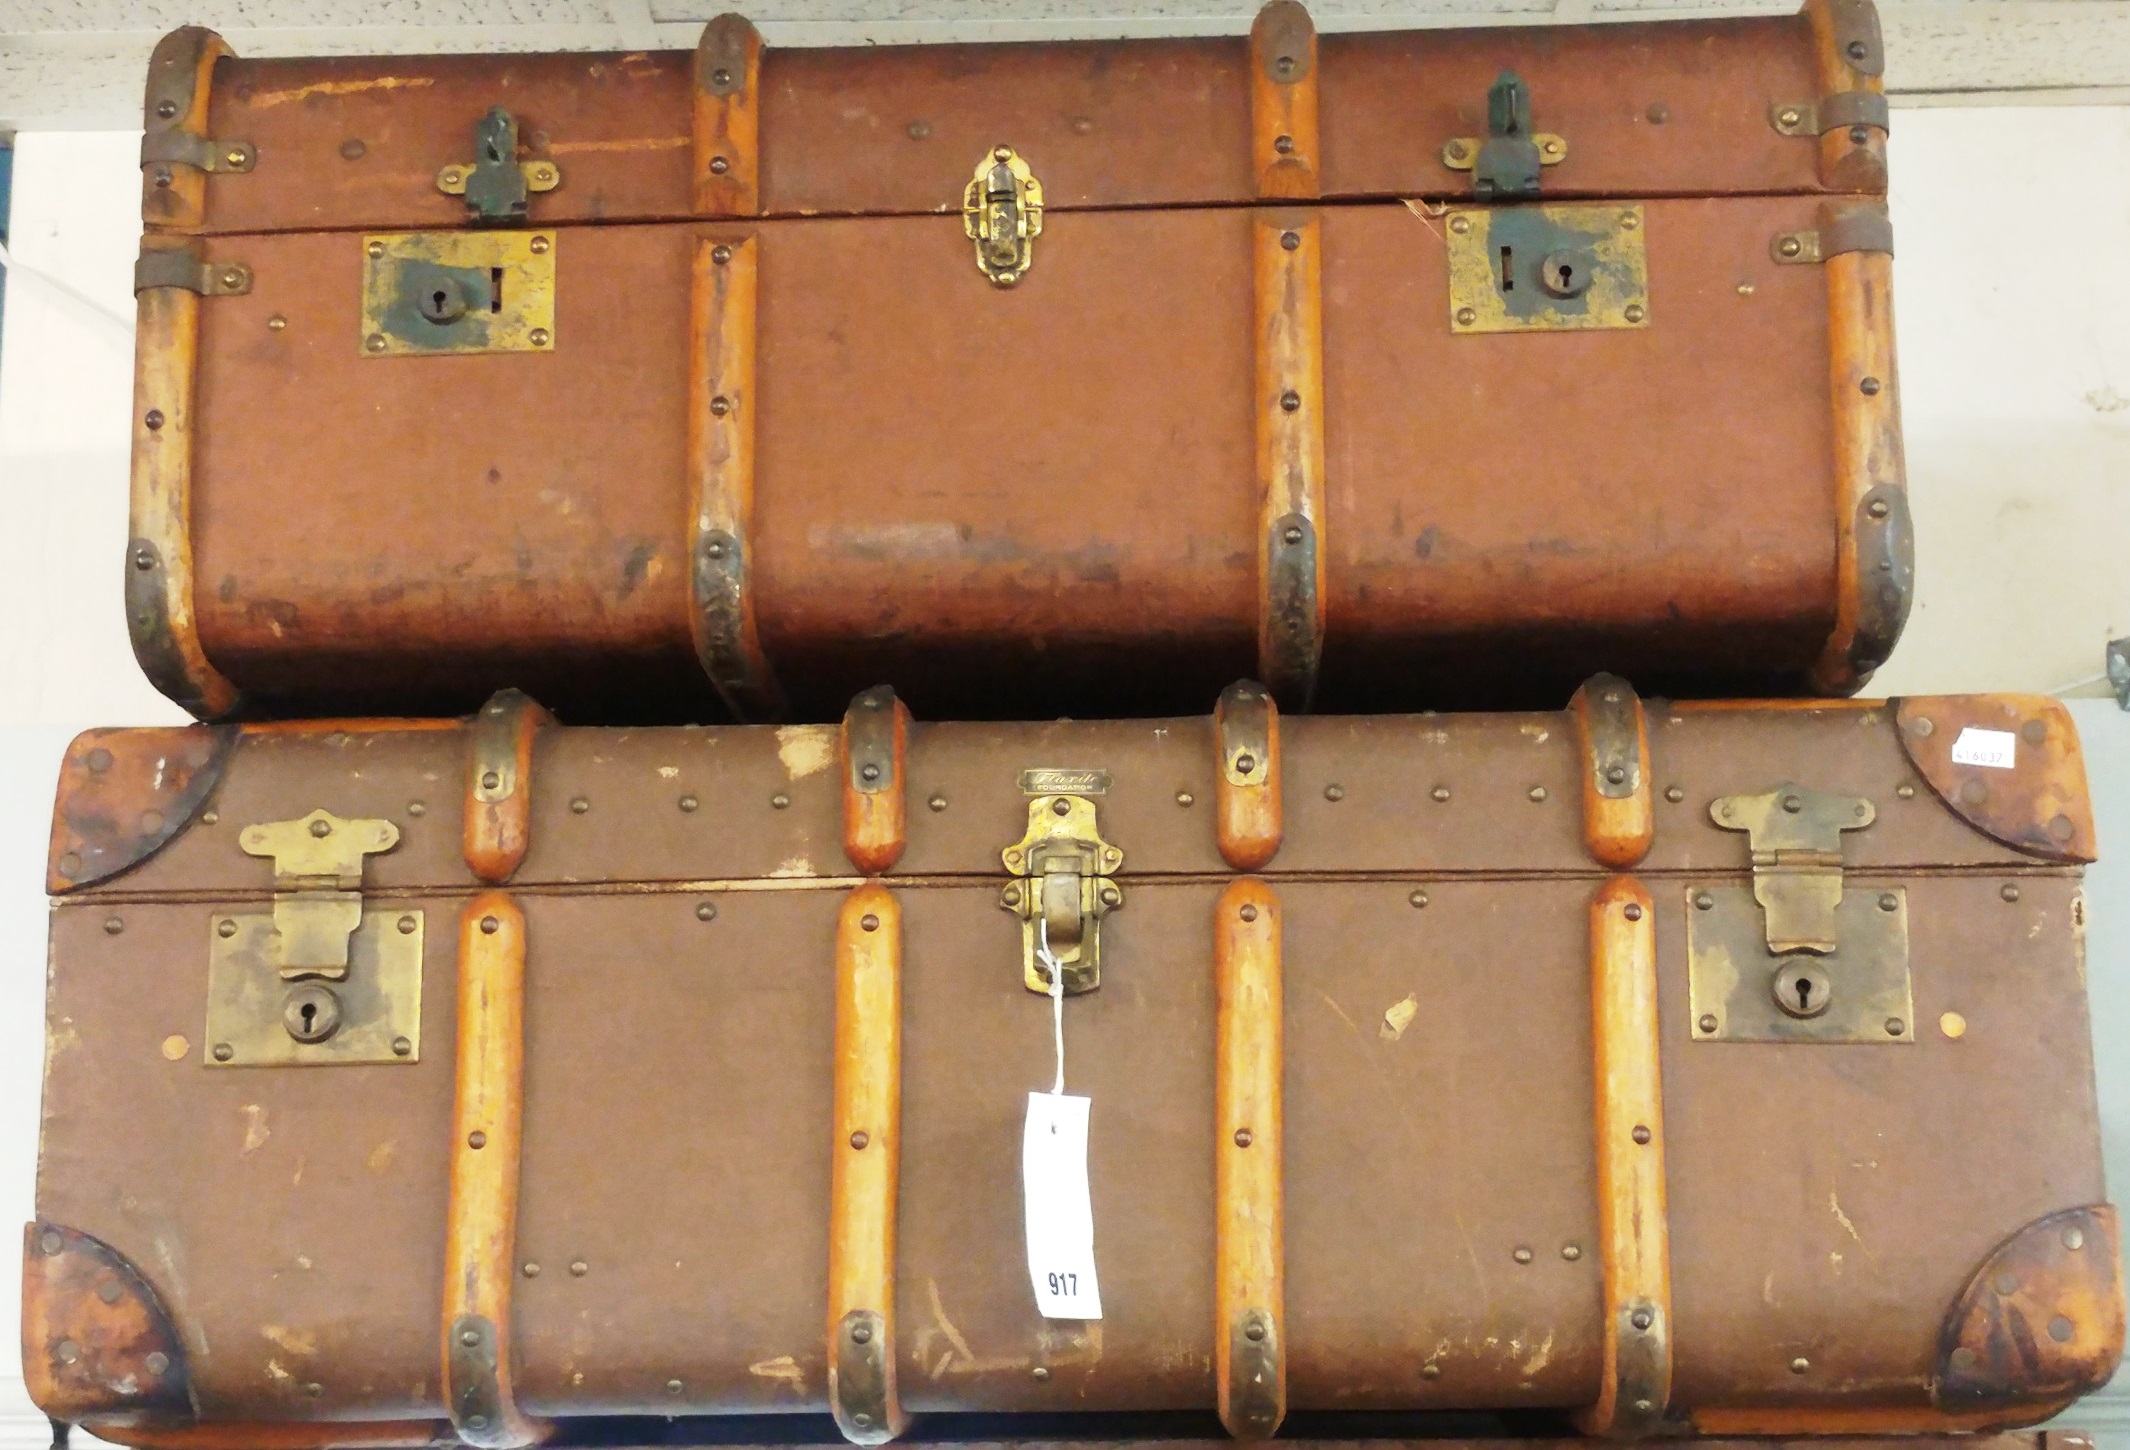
{"left": 1711, "top": 785, "right": 1874, "bottom": 955}
{"left": 239, "top": 809, "right": 399, "bottom": 978}
{"left": 1000, "top": 795, "right": 1121, "bottom": 994}
{"left": 962, "top": 147, "right": 1043, "bottom": 287}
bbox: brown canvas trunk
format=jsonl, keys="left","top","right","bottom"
{"left": 132, "top": 1, "right": 1906, "bottom": 725}
{"left": 28, "top": 682, "right": 2121, "bottom": 1448}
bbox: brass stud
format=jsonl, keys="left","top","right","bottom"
{"left": 1896, "top": 783, "right": 1915, "bottom": 799}
{"left": 861, "top": 914, "right": 880, "bottom": 932}
{"left": 1623, "top": 903, "right": 1643, "bottom": 922}
{"left": 771, "top": 793, "right": 790, "bottom": 809}
{"left": 54, "top": 1340, "right": 80, "bottom": 1365}
{"left": 1455, "top": 306, "right": 1478, "bottom": 327}
{"left": 311, "top": 818, "right": 333, "bottom": 838}
{"left": 2050, "top": 1316, "right": 2075, "bottom": 1343}
{"left": 709, "top": 155, "right": 730, "bottom": 174}
{"left": 1878, "top": 893, "right": 1898, "bottom": 912}
{"left": 1619, "top": 211, "right": 1639, "bottom": 231}
{"left": 1032, "top": 1366, "right": 1051, "bottom": 1381}
{"left": 710, "top": 395, "right": 732, "bottom": 416}
{"left": 1939, "top": 1011, "right": 1966, "bottom": 1040}
{"left": 1281, "top": 230, "right": 1301, "bottom": 251}
{"left": 1245, "top": 1320, "right": 1266, "bottom": 1341}
{"left": 2001, "top": 883, "right": 2021, "bottom": 903}
{"left": 529, "top": 328, "right": 551, "bottom": 347}
{"left": 202, "top": 810, "right": 219, "bottom": 825}
{"left": 929, "top": 794, "right": 948, "bottom": 811}
{"left": 392, "top": 1036, "right": 413, "bottom": 1056}
{"left": 408, "top": 800, "right": 427, "bottom": 816}
{"left": 1099, "top": 885, "right": 1122, "bottom": 907}
{"left": 1449, "top": 215, "right": 1472, "bottom": 236}
{"left": 679, "top": 794, "right": 699, "bottom": 812}
{"left": 1790, "top": 1357, "right": 1810, "bottom": 1374}
{"left": 367, "top": 241, "right": 387, "bottom": 259}
{"left": 570, "top": 1260, "right": 589, "bottom": 1276}
{"left": 1646, "top": 103, "right": 1670, "bottom": 124}
{"left": 1631, "top": 1309, "right": 1653, "bottom": 1330}
{"left": 1325, "top": 784, "right": 1344, "bottom": 801}
{"left": 1624, "top": 304, "right": 1646, "bottom": 324}
{"left": 1993, "top": 1271, "right": 2021, "bottom": 1296}
{"left": 268, "top": 314, "right": 287, "bottom": 331}
{"left": 1860, "top": 376, "right": 1882, "bottom": 396}
{"left": 697, "top": 901, "right": 717, "bottom": 921}
{"left": 1885, "top": 1017, "right": 1905, "bottom": 1037}
{"left": 1234, "top": 1128, "right": 1253, "bottom": 1148}
{"left": 1778, "top": 236, "right": 1804, "bottom": 259}
{"left": 1910, "top": 716, "right": 1935, "bottom": 737}
{"left": 468, "top": 1130, "right": 487, "bottom": 1149}
{"left": 103, "top": 916, "right": 124, "bottom": 936}
{"left": 480, "top": 915, "right": 500, "bottom": 934}
{"left": 59, "top": 851, "right": 80, "bottom": 878}
{"left": 1561, "top": 1244, "right": 1582, "bottom": 1261}
{"left": 668, "top": 1380, "right": 685, "bottom": 1394}
{"left": 398, "top": 914, "right": 418, "bottom": 934}
{"left": 1665, "top": 785, "right": 1685, "bottom": 802}
{"left": 1274, "top": 134, "right": 1295, "bottom": 155}
{"left": 1054, "top": 797, "right": 1073, "bottom": 817}
{"left": 213, "top": 1043, "right": 234, "bottom": 1062}
{"left": 712, "top": 244, "right": 734, "bottom": 265}
{"left": 366, "top": 334, "right": 389, "bottom": 353}
{"left": 712, "top": 67, "right": 733, "bottom": 86}
{"left": 144, "top": 409, "right": 165, "bottom": 431}
{"left": 161, "top": 1035, "right": 190, "bottom": 1062}
{"left": 1868, "top": 497, "right": 1890, "bottom": 518}
{"left": 1512, "top": 1246, "right": 1533, "bottom": 1264}
{"left": 523, "top": 1262, "right": 541, "bottom": 1277}
{"left": 1631, "top": 1125, "right": 1651, "bottom": 1145}
{"left": 1528, "top": 786, "right": 1548, "bottom": 802}
{"left": 1409, "top": 889, "right": 1429, "bottom": 909}
{"left": 570, "top": 796, "right": 590, "bottom": 813}
{"left": 1737, "top": 283, "right": 1756, "bottom": 297}
{"left": 461, "top": 1328, "right": 481, "bottom": 1347}
{"left": 38, "top": 1230, "right": 62, "bottom": 1256}
{"left": 1777, "top": 107, "right": 1804, "bottom": 128}
{"left": 1240, "top": 904, "right": 1258, "bottom": 923}
{"left": 530, "top": 235, "right": 551, "bottom": 255}
{"left": 850, "top": 1130, "right": 869, "bottom": 1150}
{"left": 1847, "top": 39, "right": 1869, "bottom": 60}
{"left": 1432, "top": 786, "right": 1451, "bottom": 803}
{"left": 156, "top": 100, "right": 179, "bottom": 119}
{"left": 1280, "top": 390, "right": 1301, "bottom": 413}
{"left": 1698, "top": 1014, "right": 1719, "bottom": 1034}
{"left": 145, "top": 1351, "right": 170, "bottom": 1375}
{"left": 217, "top": 919, "right": 238, "bottom": 938}
{"left": 2065, "top": 1226, "right": 2087, "bottom": 1251}
{"left": 1421, "top": 1363, "right": 1441, "bottom": 1380}
{"left": 1175, "top": 791, "right": 1194, "bottom": 807}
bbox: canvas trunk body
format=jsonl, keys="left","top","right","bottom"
{"left": 132, "top": 1, "right": 1906, "bottom": 725}
{"left": 29, "top": 683, "right": 2121, "bottom": 1447}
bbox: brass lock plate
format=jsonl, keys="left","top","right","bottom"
{"left": 1000, "top": 794, "right": 1122, "bottom": 995}
{"left": 205, "top": 909, "right": 423, "bottom": 1067}
{"left": 1687, "top": 885, "right": 1912, "bottom": 1044}
{"left": 360, "top": 231, "right": 556, "bottom": 357}
{"left": 1445, "top": 204, "right": 1648, "bottom": 334}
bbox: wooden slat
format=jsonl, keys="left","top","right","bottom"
{"left": 1251, "top": 211, "right": 1325, "bottom": 710}
{"left": 840, "top": 688, "right": 911, "bottom": 875}
{"left": 1215, "top": 878, "right": 1285, "bottom": 1440}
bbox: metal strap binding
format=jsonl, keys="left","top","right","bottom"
{"left": 1215, "top": 879, "right": 1286, "bottom": 1440}
{"left": 829, "top": 885, "right": 907, "bottom": 1445}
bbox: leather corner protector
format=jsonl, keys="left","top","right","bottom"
{"left": 463, "top": 690, "right": 551, "bottom": 885}
{"left": 22, "top": 1222, "right": 190, "bottom": 1425}
{"left": 1936, "top": 1205, "right": 2124, "bottom": 1415}
{"left": 48, "top": 726, "right": 236, "bottom": 894}
{"left": 1896, "top": 696, "right": 2096, "bottom": 863}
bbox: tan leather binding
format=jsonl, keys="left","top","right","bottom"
{"left": 131, "top": 246, "right": 239, "bottom": 720}
{"left": 1809, "top": 235, "right": 1906, "bottom": 694}
{"left": 829, "top": 885, "right": 907, "bottom": 1445}
{"left": 693, "top": 15, "right": 763, "bottom": 216}
{"left": 1215, "top": 682, "right": 1283, "bottom": 871}
{"left": 1215, "top": 879, "right": 1286, "bottom": 1440}
{"left": 443, "top": 895, "right": 547, "bottom": 1449}
{"left": 1578, "top": 876, "right": 1671, "bottom": 1437}
{"left": 840, "top": 688, "right": 911, "bottom": 875}
{"left": 1249, "top": 1, "right": 1319, "bottom": 200}
{"left": 687, "top": 232, "right": 784, "bottom": 720}
{"left": 464, "top": 691, "right": 550, "bottom": 886}
{"left": 1570, "top": 676, "right": 1653, "bottom": 870}
{"left": 1253, "top": 212, "right": 1326, "bottom": 709}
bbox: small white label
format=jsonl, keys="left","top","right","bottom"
{"left": 1950, "top": 727, "right": 2018, "bottom": 770}
{"left": 1023, "top": 1092, "right": 1103, "bottom": 1320}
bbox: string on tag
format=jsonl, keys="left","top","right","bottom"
{"left": 1037, "top": 918, "right": 1065, "bottom": 1095}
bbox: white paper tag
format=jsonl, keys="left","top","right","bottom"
{"left": 1023, "top": 1092, "right": 1103, "bottom": 1320}
{"left": 1950, "top": 726, "right": 2018, "bottom": 770}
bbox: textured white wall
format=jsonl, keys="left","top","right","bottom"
{"left": 0, "top": 105, "right": 2127, "bottom": 1444}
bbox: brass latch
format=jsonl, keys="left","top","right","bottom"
{"left": 963, "top": 147, "right": 1043, "bottom": 287}
{"left": 206, "top": 809, "right": 423, "bottom": 1067}
{"left": 1689, "top": 783, "right": 1912, "bottom": 1045}
{"left": 240, "top": 809, "right": 400, "bottom": 976}
{"left": 1000, "top": 794, "right": 1122, "bottom": 994}
{"left": 1712, "top": 785, "right": 1874, "bottom": 955}
{"left": 437, "top": 107, "right": 561, "bottom": 225}
{"left": 1441, "top": 71, "right": 1565, "bottom": 197}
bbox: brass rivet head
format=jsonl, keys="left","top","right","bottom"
{"left": 667, "top": 1379, "right": 685, "bottom": 1394}
{"left": 1234, "top": 753, "right": 1257, "bottom": 774}
{"left": 1245, "top": 1320, "right": 1266, "bottom": 1341}
{"left": 1605, "top": 765, "right": 1626, "bottom": 784}
{"left": 1529, "top": 786, "right": 1548, "bottom": 802}
{"left": 1421, "top": 1363, "right": 1442, "bottom": 1380}
{"left": 392, "top": 1036, "right": 413, "bottom": 1056}
{"left": 570, "top": 1260, "right": 588, "bottom": 1276}
{"left": 310, "top": 818, "right": 333, "bottom": 838}
{"left": 1993, "top": 1271, "right": 2021, "bottom": 1296}
{"left": 1449, "top": 215, "right": 1472, "bottom": 235}
{"left": 1240, "top": 904, "right": 1258, "bottom": 923}
{"left": 1860, "top": 376, "right": 1882, "bottom": 396}
{"left": 529, "top": 328, "right": 551, "bottom": 347}
{"left": 1698, "top": 1013, "right": 1719, "bottom": 1034}
{"left": 1896, "top": 783, "right": 1915, "bottom": 799}
{"left": 1778, "top": 107, "right": 1803, "bottom": 127}
{"left": 1847, "top": 39, "right": 1869, "bottom": 60}
{"left": 929, "top": 794, "right": 948, "bottom": 811}
{"left": 1409, "top": 889, "right": 1429, "bottom": 909}
{"left": 1032, "top": 1366, "right": 1051, "bottom": 1381}
{"left": 1512, "top": 1246, "right": 1533, "bottom": 1264}
{"left": 1274, "top": 134, "right": 1295, "bottom": 155}
{"left": 2001, "top": 883, "right": 2021, "bottom": 903}
{"left": 709, "top": 155, "right": 730, "bottom": 174}
{"left": 1665, "top": 785, "right": 1685, "bottom": 802}
{"left": 771, "top": 793, "right": 790, "bottom": 809}
{"left": 144, "top": 409, "right": 165, "bottom": 431}
{"left": 1561, "top": 1244, "right": 1582, "bottom": 1261}
{"left": 861, "top": 913, "right": 880, "bottom": 932}
{"left": 366, "top": 334, "right": 389, "bottom": 353}
{"left": 1631, "top": 1309, "right": 1653, "bottom": 1330}
{"left": 480, "top": 915, "right": 500, "bottom": 934}
{"left": 1279, "top": 389, "right": 1301, "bottom": 413}
{"left": 38, "top": 1230, "right": 63, "bottom": 1256}
{"left": 481, "top": 770, "right": 500, "bottom": 791}
{"left": 696, "top": 901, "right": 717, "bottom": 921}
{"left": 1282, "top": 525, "right": 1303, "bottom": 546}
{"left": 407, "top": 800, "right": 426, "bottom": 817}
{"left": 1939, "top": 1011, "right": 1966, "bottom": 1040}
{"left": 1274, "top": 55, "right": 1295, "bottom": 77}
{"left": 1175, "top": 791, "right": 1194, "bottom": 807}
{"left": 97, "top": 1279, "right": 121, "bottom": 1304}
{"left": 213, "top": 1043, "right": 234, "bottom": 1061}
{"left": 530, "top": 235, "right": 551, "bottom": 254}
{"left": 1100, "top": 885, "right": 1121, "bottom": 906}
{"left": 460, "top": 1329, "right": 481, "bottom": 1347}
{"left": 1234, "top": 1128, "right": 1253, "bottom": 1148}
{"left": 132, "top": 547, "right": 155, "bottom": 571}
{"left": 398, "top": 914, "right": 417, "bottom": 934}
{"left": 850, "top": 1130, "right": 870, "bottom": 1150}
{"left": 1781, "top": 794, "right": 1803, "bottom": 813}
{"left": 850, "top": 1321, "right": 872, "bottom": 1344}
{"left": 1778, "top": 236, "right": 1804, "bottom": 258}
{"left": 860, "top": 763, "right": 881, "bottom": 782}
{"left": 467, "top": 1130, "right": 487, "bottom": 1149}
{"left": 1868, "top": 497, "right": 1890, "bottom": 518}
{"left": 1632, "top": 1125, "right": 1652, "bottom": 1145}
{"left": 145, "top": 1351, "right": 170, "bottom": 1375}
{"left": 1432, "top": 786, "right": 1451, "bottom": 803}
{"left": 1910, "top": 715, "right": 1935, "bottom": 737}
{"left": 711, "top": 66, "right": 733, "bottom": 86}
{"left": 678, "top": 794, "right": 698, "bottom": 812}
{"left": 570, "top": 796, "right": 590, "bottom": 813}
{"left": 267, "top": 314, "right": 287, "bottom": 331}
{"left": 1624, "top": 304, "right": 1646, "bottom": 323}
{"left": 523, "top": 1262, "right": 540, "bottom": 1277}
{"left": 1791, "top": 1357, "right": 1810, "bottom": 1374}
{"left": 103, "top": 916, "right": 123, "bottom": 935}
{"left": 217, "top": 918, "right": 238, "bottom": 938}
{"left": 1884, "top": 1017, "right": 1905, "bottom": 1037}
{"left": 2065, "top": 1226, "right": 2087, "bottom": 1251}
{"left": 1623, "top": 903, "right": 1643, "bottom": 922}
{"left": 1878, "top": 893, "right": 1898, "bottom": 912}
{"left": 1280, "top": 230, "right": 1300, "bottom": 251}
{"left": 710, "top": 395, "right": 732, "bottom": 416}
{"left": 156, "top": 99, "right": 178, "bottom": 119}
{"left": 1455, "top": 306, "right": 1478, "bottom": 327}
{"left": 1052, "top": 797, "right": 1072, "bottom": 816}
{"left": 1325, "top": 784, "right": 1345, "bottom": 801}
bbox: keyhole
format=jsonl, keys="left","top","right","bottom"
{"left": 418, "top": 276, "right": 470, "bottom": 325}
{"left": 1772, "top": 962, "right": 1831, "bottom": 1020}
{"left": 1499, "top": 245, "right": 1514, "bottom": 293}
{"left": 299, "top": 1002, "right": 318, "bottom": 1032}
{"left": 1792, "top": 976, "right": 1813, "bottom": 1013}
{"left": 1556, "top": 263, "right": 1574, "bottom": 289}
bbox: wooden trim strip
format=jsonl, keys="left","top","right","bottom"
{"left": 1215, "top": 682, "right": 1283, "bottom": 871}
{"left": 464, "top": 691, "right": 551, "bottom": 886}
{"left": 1215, "top": 878, "right": 1285, "bottom": 1440}
{"left": 829, "top": 884, "right": 906, "bottom": 1445}
{"left": 1809, "top": 233, "right": 1909, "bottom": 694}
{"left": 840, "top": 688, "right": 911, "bottom": 875}
{"left": 141, "top": 27, "right": 232, "bottom": 230}
{"left": 1804, "top": 0, "right": 1888, "bottom": 192}
{"left": 687, "top": 232, "right": 784, "bottom": 720}
{"left": 1249, "top": 2, "right": 1319, "bottom": 200}
{"left": 91, "top": 1425, "right": 447, "bottom": 1450}
{"left": 1577, "top": 876, "right": 1671, "bottom": 1437}
{"left": 443, "top": 894, "right": 547, "bottom": 1449}
{"left": 1253, "top": 212, "right": 1326, "bottom": 711}
{"left": 1694, "top": 1407, "right": 2074, "bottom": 1437}
{"left": 1570, "top": 675, "right": 1653, "bottom": 870}
{"left": 130, "top": 242, "right": 240, "bottom": 721}
{"left": 693, "top": 15, "right": 762, "bottom": 216}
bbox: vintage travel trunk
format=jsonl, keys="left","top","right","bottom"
{"left": 132, "top": 0, "right": 1906, "bottom": 725}
{"left": 29, "top": 682, "right": 2120, "bottom": 1448}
